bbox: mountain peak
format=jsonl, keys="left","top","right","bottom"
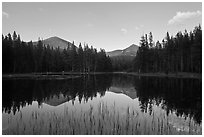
{"left": 48, "top": 36, "right": 60, "bottom": 39}
{"left": 34, "top": 36, "right": 75, "bottom": 49}
{"left": 45, "top": 36, "right": 70, "bottom": 43}
{"left": 107, "top": 44, "right": 139, "bottom": 57}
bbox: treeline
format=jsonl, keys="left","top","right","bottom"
{"left": 111, "top": 56, "right": 134, "bottom": 72}
{"left": 2, "top": 31, "right": 112, "bottom": 73}
{"left": 133, "top": 25, "right": 202, "bottom": 73}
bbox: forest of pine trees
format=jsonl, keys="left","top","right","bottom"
{"left": 2, "top": 25, "right": 202, "bottom": 74}
{"left": 133, "top": 25, "right": 202, "bottom": 74}
{"left": 111, "top": 56, "right": 134, "bottom": 72}
{"left": 2, "top": 31, "right": 112, "bottom": 73}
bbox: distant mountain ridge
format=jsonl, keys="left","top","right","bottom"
{"left": 33, "top": 36, "right": 139, "bottom": 56}
{"left": 33, "top": 36, "right": 76, "bottom": 49}
{"left": 106, "top": 44, "right": 139, "bottom": 57}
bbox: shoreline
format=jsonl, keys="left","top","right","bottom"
{"left": 114, "top": 72, "right": 202, "bottom": 79}
{"left": 2, "top": 73, "right": 82, "bottom": 80}
{"left": 2, "top": 72, "right": 202, "bottom": 79}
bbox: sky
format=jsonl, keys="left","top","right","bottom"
{"left": 2, "top": 2, "right": 202, "bottom": 51}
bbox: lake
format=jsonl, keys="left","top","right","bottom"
{"left": 2, "top": 74, "right": 202, "bottom": 135}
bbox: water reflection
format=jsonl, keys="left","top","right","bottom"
{"left": 3, "top": 74, "right": 112, "bottom": 115}
{"left": 2, "top": 74, "right": 202, "bottom": 134}
{"left": 133, "top": 76, "right": 202, "bottom": 124}
{"left": 111, "top": 74, "right": 201, "bottom": 124}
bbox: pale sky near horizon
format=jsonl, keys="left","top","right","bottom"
{"left": 2, "top": 2, "right": 202, "bottom": 51}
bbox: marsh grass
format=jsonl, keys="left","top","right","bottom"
{"left": 2, "top": 102, "right": 202, "bottom": 135}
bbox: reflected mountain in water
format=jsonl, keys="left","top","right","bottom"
{"left": 3, "top": 74, "right": 202, "bottom": 124}
{"left": 109, "top": 74, "right": 137, "bottom": 99}
{"left": 44, "top": 94, "right": 69, "bottom": 107}
{"left": 2, "top": 74, "right": 112, "bottom": 114}
{"left": 109, "top": 87, "right": 137, "bottom": 99}
{"left": 108, "top": 74, "right": 202, "bottom": 124}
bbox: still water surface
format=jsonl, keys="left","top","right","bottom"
{"left": 2, "top": 74, "right": 202, "bottom": 134}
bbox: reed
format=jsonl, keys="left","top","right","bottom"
{"left": 2, "top": 102, "right": 202, "bottom": 135}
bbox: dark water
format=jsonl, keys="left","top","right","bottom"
{"left": 2, "top": 74, "right": 202, "bottom": 134}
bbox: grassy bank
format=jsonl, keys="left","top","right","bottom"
{"left": 3, "top": 102, "right": 201, "bottom": 135}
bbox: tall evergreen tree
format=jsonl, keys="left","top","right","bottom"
{"left": 133, "top": 25, "right": 202, "bottom": 74}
